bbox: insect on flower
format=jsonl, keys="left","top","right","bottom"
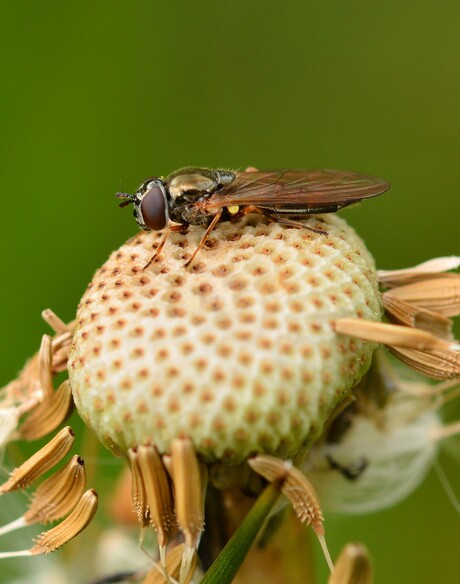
{"left": 116, "top": 167, "right": 390, "bottom": 267}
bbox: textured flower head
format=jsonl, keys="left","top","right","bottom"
{"left": 69, "top": 214, "right": 381, "bottom": 463}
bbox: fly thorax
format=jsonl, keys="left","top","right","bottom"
{"left": 169, "top": 202, "right": 213, "bottom": 226}
{"left": 167, "top": 172, "right": 219, "bottom": 201}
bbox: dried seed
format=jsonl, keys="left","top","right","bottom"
{"left": 24, "top": 455, "right": 86, "bottom": 524}
{"left": 51, "top": 330, "right": 74, "bottom": 372}
{"left": 389, "top": 346, "right": 460, "bottom": 379}
{"left": 378, "top": 256, "right": 460, "bottom": 287}
{"left": 1, "top": 356, "right": 40, "bottom": 416}
{"left": 381, "top": 294, "right": 452, "bottom": 339}
{"left": 170, "top": 438, "right": 205, "bottom": 584}
{"left": 18, "top": 380, "right": 74, "bottom": 441}
{"left": 327, "top": 543, "right": 373, "bottom": 584}
{"left": 0, "top": 426, "right": 75, "bottom": 493}
{"left": 334, "top": 318, "right": 460, "bottom": 354}
{"left": 0, "top": 455, "right": 87, "bottom": 538}
{"left": 385, "top": 276, "right": 460, "bottom": 317}
{"left": 41, "top": 309, "right": 71, "bottom": 334}
{"left": 335, "top": 318, "right": 460, "bottom": 379}
{"left": 38, "top": 334, "right": 54, "bottom": 399}
{"left": 129, "top": 445, "right": 175, "bottom": 550}
{"left": 142, "top": 544, "right": 197, "bottom": 584}
{"left": 170, "top": 438, "right": 205, "bottom": 547}
{"left": 248, "top": 455, "right": 324, "bottom": 534}
{"left": 249, "top": 454, "right": 333, "bottom": 571}
{"left": 128, "top": 447, "right": 149, "bottom": 528}
{"left": 30, "top": 489, "right": 98, "bottom": 554}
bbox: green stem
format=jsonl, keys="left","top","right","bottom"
{"left": 200, "top": 483, "right": 280, "bottom": 584}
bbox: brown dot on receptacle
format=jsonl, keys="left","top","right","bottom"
{"left": 167, "top": 306, "right": 186, "bottom": 317}
{"left": 131, "top": 326, "right": 145, "bottom": 337}
{"left": 229, "top": 277, "right": 247, "bottom": 290}
{"left": 136, "top": 401, "right": 149, "bottom": 414}
{"left": 212, "top": 264, "right": 230, "bottom": 277}
{"left": 131, "top": 347, "right": 145, "bottom": 358}
{"left": 253, "top": 382, "right": 267, "bottom": 397}
{"left": 182, "top": 381, "right": 195, "bottom": 394}
{"left": 120, "top": 378, "right": 132, "bottom": 391}
{"left": 189, "top": 413, "right": 203, "bottom": 428}
{"left": 197, "top": 283, "right": 212, "bottom": 295}
{"left": 151, "top": 385, "right": 164, "bottom": 397}
{"left": 156, "top": 348, "right": 169, "bottom": 360}
{"left": 201, "top": 332, "right": 216, "bottom": 344}
{"left": 217, "top": 343, "right": 232, "bottom": 358}
{"left": 172, "top": 325, "right": 187, "bottom": 336}
{"left": 137, "top": 368, "right": 149, "bottom": 379}
{"left": 234, "top": 428, "right": 249, "bottom": 442}
{"left": 212, "top": 417, "right": 227, "bottom": 432}
{"left": 232, "top": 374, "right": 245, "bottom": 390}
{"left": 152, "top": 328, "right": 166, "bottom": 339}
{"left": 238, "top": 351, "right": 253, "bottom": 366}
{"left": 212, "top": 369, "right": 226, "bottom": 383}
{"left": 167, "top": 398, "right": 181, "bottom": 412}
{"left": 258, "top": 281, "right": 276, "bottom": 294}
{"left": 223, "top": 396, "right": 237, "bottom": 412}
{"left": 194, "top": 358, "right": 208, "bottom": 372}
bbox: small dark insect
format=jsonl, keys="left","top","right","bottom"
{"left": 117, "top": 167, "right": 389, "bottom": 268}
{"left": 326, "top": 454, "right": 369, "bottom": 481}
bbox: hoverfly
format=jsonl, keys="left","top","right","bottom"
{"left": 117, "top": 167, "right": 389, "bottom": 268}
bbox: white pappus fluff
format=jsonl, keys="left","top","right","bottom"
{"left": 304, "top": 394, "right": 441, "bottom": 514}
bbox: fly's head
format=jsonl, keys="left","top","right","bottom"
{"left": 117, "top": 168, "right": 235, "bottom": 230}
{"left": 116, "top": 178, "right": 169, "bottom": 231}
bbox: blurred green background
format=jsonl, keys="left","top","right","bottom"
{"left": 1, "top": 2, "right": 459, "bottom": 583}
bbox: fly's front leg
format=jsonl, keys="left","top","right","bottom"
{"left": 184, "top": 209, "right": 223, "bottom": 268}
{"left": 143, "top": 224, "right": 188, "bottom": 271}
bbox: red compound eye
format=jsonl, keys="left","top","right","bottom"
{"left": 140, "top": 184, "right": 168, "bottom": 230}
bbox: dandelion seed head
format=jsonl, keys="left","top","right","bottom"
{"left": 68, "top": 215, "right": 381, "bottom": 463}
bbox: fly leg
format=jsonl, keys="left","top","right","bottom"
{"left": 143, "top": 224, "right": 188, "bottom": 270}
{"left": 233, "top": 206, "right": 328, "bottom": 236}
{"left": 183, "top": 209, "right": 223, "bottom": 268}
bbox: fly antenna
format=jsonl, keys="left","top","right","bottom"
{"left": 116, "top": 192, "right": 135, "bottom": 208}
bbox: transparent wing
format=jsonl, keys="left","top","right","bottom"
{"left": 205, "top": 169, "right": 390, "bottom": 211}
